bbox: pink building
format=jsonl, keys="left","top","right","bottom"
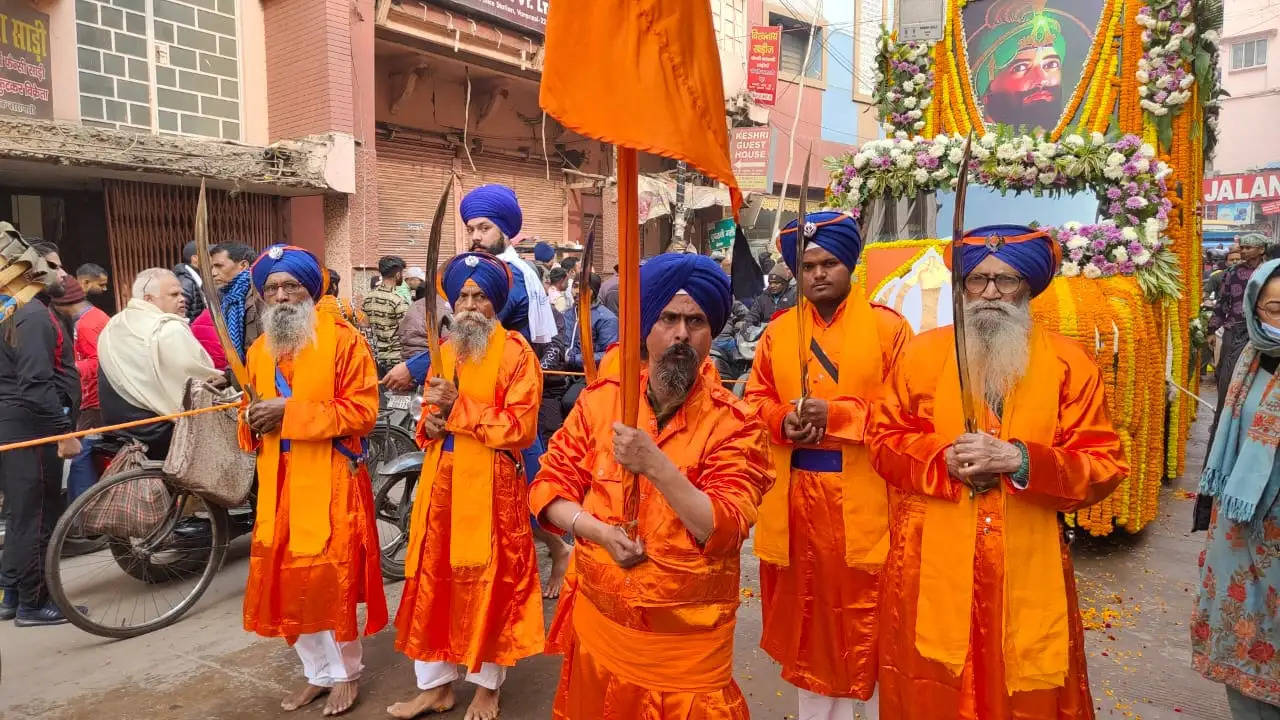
{"left": 1203, "top": 0, "right": 1280, "bottom": 233}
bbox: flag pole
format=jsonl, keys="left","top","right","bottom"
{"left": 617, "top": 147, "right": 642, "bottom": 534}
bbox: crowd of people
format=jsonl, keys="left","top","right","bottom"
{"left": 21, "top": 180, "right": 1280, "bottom": 720}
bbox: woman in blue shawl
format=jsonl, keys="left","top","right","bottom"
{"left": 1194, "top": 258, "right": 1280, "bottom": 717}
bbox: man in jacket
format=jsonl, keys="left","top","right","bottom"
{"left": 748, "top": 265, "right": 797, "bottom": 325}
{"left": 0, "top": 241, "right": 83, "bottom": 626}
{"left": 51, "top": 275, "right": 110, "bottom": 501}
{"left": 173, "top": 240, "right": 206, "bottom": 322}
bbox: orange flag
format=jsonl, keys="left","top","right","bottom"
{"left": 541, "top": 1, "right": 739, "bottom": 529}
{"left": 539, "top": 1, "right": 743, "bottom": 215}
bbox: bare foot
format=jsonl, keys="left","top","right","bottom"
{"left": 281, "top": 683, "right": 329, "bottom": 711}
{"left": 323, "top": 680, "right": 358, "bottom": 716}
{"left": 464, "top": 686, "right": 500, "bottom": 720}
{"left": 544, "top": 541, "right": 570, "bottom": 599}
{"left": 387, "top": 684, "right": 456, "bottom": 719}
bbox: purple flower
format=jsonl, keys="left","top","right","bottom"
{"left": 1125, "top": 196, "right": 1146, "bottom": 209}
{"left": 1127, "top": 182, "right": 1141, "bottom": 195}
{"left": 1128, "top": 241, "right": 1144, "bottom": 255}
{"left": 1120, "top": 260, "right": 1137, "bottom": 273}
{"left": 1155, "top": 90, "right": 1169, "bottom": 103}
{"left": 1091, "top": 239, "right": 1107, "bottom": 251}
{"left": 1091, "top": 254, "right": 1106, "bottom": 266}
{"left": 1127, "top": 214, "right": 1140, "bottom": 225}
{"left": 1109, "top": 202, "right": 1123, "bottom": 215}
{"left": 876, "top": 155, "right": 892, "bottom": 168}
{"left": 1070, "top": 248, "right": 1085, "bottom": 262}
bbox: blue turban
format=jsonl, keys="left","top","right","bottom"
{"left": 533, "top": 241, "right": 555, "bottom": 263}
{"left": 639, "top": 253, "right": 732, "bottom": 339}
{"left": 460, "top": 185, "right": 523, "bottom": 240}
{"left": 250, "top": 244, "right": 324, "bottom": 300}
{"left": 441, "top": 252, "right": 512, "bottom": 312}
{"left": 954, "top": 224, "right": 1061, "bottom": 298}
{"left": 778, "top": 211, "right": 864, "bottom": 274}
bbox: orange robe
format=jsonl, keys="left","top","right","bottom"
{"left": 238, "top": 314, "right": 388, "bottom": 642}
{"left": 744, "top": 298, "right": 911, "bottom": 698}
{"left": 394, "top": 329, "right": 545, "bottom": 670}
{"left": 529, "top": 370, "right": 772, "bottom": 720}
{"left": 868, "top": 327, "right": 1127, "bottom": 720}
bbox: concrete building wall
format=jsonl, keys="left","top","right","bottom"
{"left": 1215, "top": 0, "right": 1280, "bottom": 174}
{"left": 73, "top": 0, "right": 244, "bottom": 139}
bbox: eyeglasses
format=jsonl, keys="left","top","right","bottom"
{"left": 964, "top": 273, "right": 1024, "bottom": 294}
{"left": 262, "top": 280, "right": 305, "bottom": 296}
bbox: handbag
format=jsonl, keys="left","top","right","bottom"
{"left": 163, "top": 378, "right": 256, "bottom": 507}
{"left": 81, "top": 440, "right": 172, "bottom": 538}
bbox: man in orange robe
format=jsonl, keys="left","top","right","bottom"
{"left": 868, "top": 225, "right": 1128, "bottom": 720}
{"left": 530, "top": 252, "right": 772, "bottom": 720}
{"left": 745, "top": 211, "right": 911, "bottom": 719}
{"left": 389, "top": 252, "right": 544, "bottom": 720}
{"left": 238, "top": 244, "right": 387, "bottom": 716}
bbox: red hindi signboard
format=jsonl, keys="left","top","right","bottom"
{"left": 731, "top": 126, "right": 772, "bottom": 191}
{"left": 747, "top": 25, "right": 781, "bottom": 106}
{"left": 1262, "top": 199, "right": 1280, "bottom": 217}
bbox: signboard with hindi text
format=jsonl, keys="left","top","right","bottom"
{"left": 441, "top": 0, "right": 547, "bottom": 35}
{"left": 731, "top": 126, "right": 771, "bottom": 192}
{"left": 747, "top": 25, "right": 781, "bottom": 106}
{"left": 0, "top": 0, "right": 51, "bottom": 120}
{"left": 709, "top": 218, "right": 735, "bottom": 252}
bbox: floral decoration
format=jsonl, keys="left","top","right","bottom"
{"left": 1136, "top": 0, "right": 1203, "bottom": 149}
{"left": 825, "top": 130, "right": 1179, "bottom": 298}
{"left": 873, "top": 28, "right": 934, "bottom": 135}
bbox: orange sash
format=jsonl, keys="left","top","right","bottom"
{"left": 250, "top": 311, "right": 339, "bottom": 556}
{"left": 572, "top": 593, "right": 735, "bottom": 693}
{"left": 405, "top": 322, "right": 506, "bottom": 572}
{"left": 754, "top": 289, "right": 889, "bottom": 569}
{"left": 919, "top": 327, "right": 1068, "bottom": 692}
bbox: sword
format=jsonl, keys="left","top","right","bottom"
{"left": 193, "top": 179, "right": 254, "bottom": 400}
{"left": 422, "top": 176, "right": 454, "bottom": 369}
{"left": 578, "top": 230, "right": 598, "bottom": 383}
{"left": 949, "top": 134, "right": 984, "bottom": 497}
{"left": 794, "top": 149, "right": 812, "bottom": 418}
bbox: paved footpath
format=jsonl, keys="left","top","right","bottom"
{"left": 0, "top": 394, "right": 1234, "bottom": 719}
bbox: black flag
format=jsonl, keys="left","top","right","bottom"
{"left": 729, "top": 224, "right": 764, "bottom": 302}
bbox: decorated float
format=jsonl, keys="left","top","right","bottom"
{"left": 827, "top": 0, "right": 1222, "bottom": 535}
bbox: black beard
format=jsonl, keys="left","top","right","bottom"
{"left": 653, "top": 343, "right": 699, "bottom": 399}
{"left": 981, "top": 86, "right": 1063, "bottom": 130}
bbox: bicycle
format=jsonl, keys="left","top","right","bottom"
{"left": 44, "top": 443, "right": 253, "bottom": 639}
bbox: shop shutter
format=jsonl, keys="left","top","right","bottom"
{"left": 376, "top": 135, "right": 457, "bottom": 267}
{"left": 104, "top": 179, "right": 283, "bottom": 310}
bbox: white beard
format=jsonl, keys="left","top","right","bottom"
{"left": 963, "top": 296, "right": 1032, "bottom": 411}
{"left": 263, "top": 297, "right": 318, "bottom": 361}
{"left": 452, "top": 311, "right": 495, "bottom": 363}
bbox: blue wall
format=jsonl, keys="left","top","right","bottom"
{"left": 820, "top": 29, "right": 859, "bottom": 145}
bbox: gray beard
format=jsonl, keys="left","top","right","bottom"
{"left": 652, "top": 343, "right": 700, "bottom": 401}
{"left": 263, "top": 297, "right": 318, "bottom": 360}
{"left": 963, "top": 297, "right": 1032, "bottom": 412}
{"left": 452, "top": 311, "right": 495, "bottom": 363}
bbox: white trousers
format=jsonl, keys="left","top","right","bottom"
{"left": 414, "top": 660, "right": 507, "bottom": 691}
{"left": 798, "top": 687, "right": 878, "bottom": 720}
{"left": 293, "top": 631, "right": 363, "bottom": 687}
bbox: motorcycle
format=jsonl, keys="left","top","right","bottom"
{"left": 710, "top": 322, "right": 765, "bottom": 398}
{"left": 371, "top": 388, "right": 424, "bottom": 581}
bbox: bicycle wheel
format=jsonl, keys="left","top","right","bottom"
{"left": 45, "top": 468, "right": 229, "bottom": 639}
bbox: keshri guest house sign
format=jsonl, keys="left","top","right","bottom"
{"left": 0, "top": 0, "right": 50, "bottom": 119}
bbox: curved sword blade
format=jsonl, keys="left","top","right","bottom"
{"left": 951, "top": 133, "right": 978, "bottom": 433}
{"left": 423, "top": 177, "right": 455, "bottom": 362}
{"left": 578, "top": 230, "right": 598, "bottom": 383}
